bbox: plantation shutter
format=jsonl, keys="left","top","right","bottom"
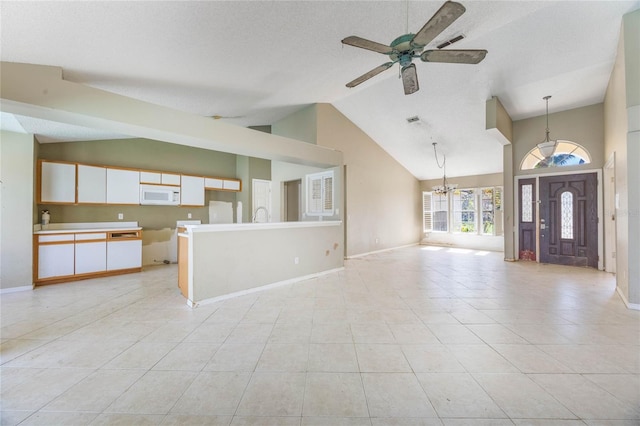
{"left": 423, "top": 191, "right": 433, "bottom": 232}
{"left": 322, "top": 174, "right": 333, "bottom": 212}
{"left": 306, "top": 170, "right": 334, "bottom": 216}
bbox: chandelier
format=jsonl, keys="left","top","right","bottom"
{"left": 537, "top": 95, "right": 557, "bottom": 158}
{"left": 431, "top": 142, "right": 457, "bottom": 195}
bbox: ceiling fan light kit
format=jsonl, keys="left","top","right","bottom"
{"left": 537, "top": 95, "right": 558, "bottom": 158}
{"left": 341, "top": 1, "right": 487, "bottom": 95}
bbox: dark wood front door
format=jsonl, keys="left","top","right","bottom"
{"left": 539, "top": 173, "right": 598, "bottom": 268}
{"left": 518, "top": 178, "right": 537, "bottom": 261}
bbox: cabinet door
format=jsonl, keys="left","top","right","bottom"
{"left": 106, "top": 168, "right": 140, "bottom": 204}
{"left": 38, "top": 243, "right": 75, "bottom": 279}
{"left": 75, "top": 241, "right": 107, "bottom": 274}
{"left": 140, "top": 171, "right": 161, "bottom": 184}
{"left": 223, "top": 179, "right": 241, "bottom": 191}
{"left": 205, "top": 178, "right": 224, "bottom": 190}
{"left": 40, "top": 161, "right": 76, "bottom": 203}
{"left": 181, "top": 175, "right": 205, "bottom": 206}
{"left": 161, "top": 173, "right": 181, "bottom": 186}
{"left": 77, "top": 165, "right": 106, "bottom": 203}
{"left": 107, "top": 240, "right": 142, "bottom": 270}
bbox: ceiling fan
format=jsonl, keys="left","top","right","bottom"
{"left": 341, "top": 1, "right": 487, "bottom": 95}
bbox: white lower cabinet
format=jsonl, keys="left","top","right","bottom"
{"left": 75, "top": 241, "right": 107, "bottom": 274}
{"left": 35, "top": 229, "right": 142, "bottom": 283}
{"left": 107, "top": 240, "right": 142, "bottom": 271}
{"left": 38, "top": 244, "right": 75, "bottom": 279}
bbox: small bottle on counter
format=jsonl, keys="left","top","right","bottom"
{"left": 41, "top": 210, "right": 50, "bottom": 226}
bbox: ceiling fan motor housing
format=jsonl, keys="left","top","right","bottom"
{"left": 389, "top": 33, "right": 424, "bottom": 66}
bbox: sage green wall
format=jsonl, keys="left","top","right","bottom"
{"left": 235, "top": 156, "right": 272, "bottom": 222}
{"left": 1, "top": 131, "right": 34, "bottom": 290}
{"left": 37, "top": 138, "right": 240, "bottom": 229}
{"left": 513, "top": 103, "right": 605, "bottom": 175}
{"left": 271, "top": 105, "right": 318, "bottom": 145}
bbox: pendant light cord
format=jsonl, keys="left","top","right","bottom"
{"left": 544, "top": 95, "right": 551, "bottom": 141}
{"left": 432, "top": 142, "right": 446, "bottom": 170}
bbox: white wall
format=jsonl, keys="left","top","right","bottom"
{"left": 604, "top": 10, "right": 640, "bottom": 307}
{"left": 315, "top": 104, "right": 423, "bottom": 257}
{"left": 190, "top": 223, "right": 343, "bottom": 303}
{"left": 1, "top": 130, "right": 34, "bottom": 291}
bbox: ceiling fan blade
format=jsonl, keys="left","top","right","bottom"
{"left": 411, "top": 1, "right": 466, "bottom": 47}
{"left": 342, "top": 36, "right": 393, "bottom": 54}
{"left": 401, "top": 64, "right": 419, "bottom": 95}
{"left": 420, "top": 49, "right": 487, "bottom": 64}
{"left": 346, "top": 62, "right": 395, "bottom": 88}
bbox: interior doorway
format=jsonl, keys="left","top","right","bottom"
{"left": 539, "top": 172, "right": 598, "bottom": 268}
{"left": 283, "top": 179, "right": 301, "bottom": 222}
{"left": 251, "top": 179, "right": 271, "bottom": 223}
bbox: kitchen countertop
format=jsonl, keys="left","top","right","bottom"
{"left": 34, "top": 222, "right": 141, "bottom": 234}
{"left": 178, "top": 220, "right": 342, "bottom": 237}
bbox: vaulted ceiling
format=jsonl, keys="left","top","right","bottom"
{"left": 1, "top": 1, "right": 637, "bottom": 179}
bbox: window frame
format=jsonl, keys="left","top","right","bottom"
{"left": 451, "top": 188, "right": 477, "bottom": 233}
{"left": 423, "top": 186, "right": 503, "bottom": 237}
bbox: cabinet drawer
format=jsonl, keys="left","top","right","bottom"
{"left": 75, "top": 233, "right": 107, "bottom": 241}
{"left": 38, "top": 234, "right": 75, "bottom": 243}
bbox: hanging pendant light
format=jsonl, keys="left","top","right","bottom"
{"left": 537, "top": 95, "right": 557, "bottom": 158}
{"left": 431, "top": 142, "right": 457, "bottom": 195}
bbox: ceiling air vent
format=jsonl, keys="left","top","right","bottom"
{"left": 437, "top": 35, "right": 465, "bottom": 49}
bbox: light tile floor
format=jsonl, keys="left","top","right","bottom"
{"left": 1, "top": 246, "right": 639, "bottom": 425}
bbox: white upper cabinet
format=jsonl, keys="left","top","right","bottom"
{"left": 139, "top": 171, "right": 161, "bottom": 184}
{"left": 181, "top": 175, "right": 205, "bottom": 206}
{"left": 106, "top": 168, "right": 140, "bottom": 204}
{"left": 223, "top": 179, "right": 241, "bottom": 191}
{"left": 205, "top": 178, "right": 224, "bottom": 190}
{"left": 77, "top": 165, "right": 106, "bottom": 203}
{"left": 161, "top": 173, "right": 181, "bottom": 186}
{"left": 40, "top": 161, "right": 76, "bottom": 203}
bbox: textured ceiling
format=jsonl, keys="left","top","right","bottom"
{"left": 1, "top": 1, "right": 638, "bottom": 179}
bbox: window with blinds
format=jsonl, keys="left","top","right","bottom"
{"left": 306, "top": 171, "right": 334, "bottom": 216}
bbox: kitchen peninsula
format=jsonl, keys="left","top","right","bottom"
{"left": 178, "top": 221, "right": 343, "bottom": 306}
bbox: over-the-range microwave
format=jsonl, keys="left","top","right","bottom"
{"left": 140, "top": 184, "right": 180, "bottom": 205}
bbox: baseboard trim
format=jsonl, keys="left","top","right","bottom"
{"left": 0, "top": 284, "right": 34, "bottom": 294}
{"left": 188, "top": 267, "right": 345, "bottom": 308}
{"left": 346, "top": 243, "right": 418, "bottom": 259}
{"left": 616, "top": 287, "right": 640, "bottom": 311}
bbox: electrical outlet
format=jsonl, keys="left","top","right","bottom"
{"left": 118, "top": 213, "right": 123, "bottom": 220}
{"left": 294, "top": 257, "right": 299, "bottom": 265}
{"left": 188, "top": 213, "right": 192, "bottom": 219}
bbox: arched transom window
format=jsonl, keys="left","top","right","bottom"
{"left": 521, "top": 141, "right": 591, "bottom": 170}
